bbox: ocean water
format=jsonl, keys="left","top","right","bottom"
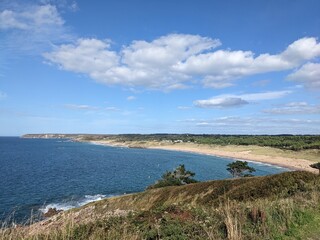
{"left": 0, "top": 137, "right": 288, "bottom": 223}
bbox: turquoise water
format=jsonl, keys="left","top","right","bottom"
{"left": 0, "top": 137, "right": 288, "bottom": 222}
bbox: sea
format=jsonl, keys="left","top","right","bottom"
{"left": 0, "top": 137, "right": 289, "bottom": 223}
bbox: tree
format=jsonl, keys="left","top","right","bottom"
{"left": 227, "top": 161, "right": 256, "bottom": 178}
{"left": 310, "top": 162, "right": 320, "bottom": 175}
{"left": 147, "top": 164, "right": 198, "bottom": 189}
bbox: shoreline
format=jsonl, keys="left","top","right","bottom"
{"left": 87, "top": 140, "right": 317, "bottom": 173}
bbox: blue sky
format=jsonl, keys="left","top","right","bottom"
{"left": 0, "top": 0, "right": 320, "bottom": 136}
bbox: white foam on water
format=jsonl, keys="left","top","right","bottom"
{"left": 39, "top": 194, "right": 107, "bottom": 214}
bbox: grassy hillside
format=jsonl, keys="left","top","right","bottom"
{"left": 2, "top": 171, "right": 320, "bottom": 239}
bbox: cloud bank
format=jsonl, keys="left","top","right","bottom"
{"left": 264, "top": 102, "right": 320, "bottom": 114}
{"left": 181, "top": 116, "right": 320, "bottom": 134}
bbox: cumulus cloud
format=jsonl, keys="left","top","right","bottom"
{"left": 44, "top": 35, "right": 320, "bottom": 91}
{"left": 45, "top": 34, "right": 220, "bottom": 90}
{"left": 264, "top": 102, "right": 320, "bottom": 114}
{"left": 194, "top": 90, "right": 291, "bottom": 108}
{"left": 44, "top": 38, "right": 119, "bottom": 75}
{"left": 287, "top": 62, "right": 320, "bottom": 89}
{"left": 174, "top": 37, "right": 320, "bottom": 88}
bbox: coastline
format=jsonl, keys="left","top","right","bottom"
{"left": 87, "top": 140, "right": 317, "bottom": 173}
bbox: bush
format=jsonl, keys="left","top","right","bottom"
{"left": 147, "top": 164, "right": 198, "bottom": 189}
{"left": 227, "top": 161, "right": 256, "bottom": 178}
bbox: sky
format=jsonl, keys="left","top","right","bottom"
{"left": 0, "top": 0, "right": 320, "bottom": 136}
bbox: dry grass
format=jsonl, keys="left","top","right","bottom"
{"left": 219, "top": 145, "right": 320, "bottom": 162}
{"left": 222, "top": 200, "right": 242, "bottom": 240}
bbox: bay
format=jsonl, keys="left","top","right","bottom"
{"left": 0, "top": 137, "right": 288, "bottom": 223}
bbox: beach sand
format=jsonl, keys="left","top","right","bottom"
{"left": 87, "top": 140, "right": 317, "bottom": 173}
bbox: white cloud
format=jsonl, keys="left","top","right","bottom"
{"left": 239, "top": 90, "right": 292, "bottom": 101}
{"left": 264, "top": 102, "right": 320, "bottom": 114}
{"left": 64, "top": 104, "right": 99, "bottom": 111}
{"left": 281, "top": 38, "right": 320, "bottom": 63}
{"left": 1, "top": 3, "right": 72, "bottom": 55}
{"left": 181, "top": 116, "right": 320, "bottom": 134}
{"left": 186, "top": 116, "right": 320, "bottom": 127}
{"left": 45, "top": 34, "right": 220, "bottom": 90}
{"left": 44, "top": 34, "right": 320, "bottom": 91}
{"left": 1, "top": 5, "right": 63, "bottom": 32}
{"left": 122, "top": 34, "right": 220, "bottom": 68}
{"left": 287, "top": 62, "right": 320, "bottom": 89}
{"left": 0, "top": 10, "right": 28, "bottom": 29}
{"left": 127, "top": 96, "right": 136, "bottom": 101}
{"left": 194, "top": 90, "right": 291, "bottom": 108}
{"left": 174, "top": 37, "right": 320, "bottom": 88}
{"left": 44, "top": 38, "right": 119, "bottom": 75}
{"left": 0, "top": 4, "right": 64, "bottom": 30}
{"left": 194, "top": 97, "right": 248, "bottom": 108}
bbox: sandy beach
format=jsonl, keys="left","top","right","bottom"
{"left": 87, "top": 140, "right": 317, "bottom": 173}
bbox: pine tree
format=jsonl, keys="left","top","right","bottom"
{"left": 227, "top": 161, "right": 256, "bottom": 178}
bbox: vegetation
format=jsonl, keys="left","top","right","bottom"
{"left": 310, "top": 162, "right": 320, "bottom": 174}
{"left": 112, "top": 134, "right": 320, "bottom": 151}
{"left": 226, "top": 161, "right": 256, "bottom": 178}
{"left": 23, "top": 134, "right": 320, "bottom": 151}
{"left": 1, "top": 171, "right": 320, "bottom": 239}
{"left": 147, "top": 164, "right": 198, "bottom": 189}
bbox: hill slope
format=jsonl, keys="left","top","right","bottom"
{"left": 2, "top": 171, "right": 320, "bottom": 239}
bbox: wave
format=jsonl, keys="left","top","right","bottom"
{"left": 39, "top": 194, "right": 108, "bottom": 213}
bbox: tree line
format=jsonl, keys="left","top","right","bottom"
{"left": 86, "top": 134, "right": 320, "bottom": 151}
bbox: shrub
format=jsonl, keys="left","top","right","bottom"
{"left": 227, "top": 161, "right": 256, "bottom": 178}
{"left": 147, "top": 164, "right": 198, "bottom": 189}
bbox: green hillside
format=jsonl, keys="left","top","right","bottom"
{"left": 2, "top": 171, "right": 320, "bottom": 239}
